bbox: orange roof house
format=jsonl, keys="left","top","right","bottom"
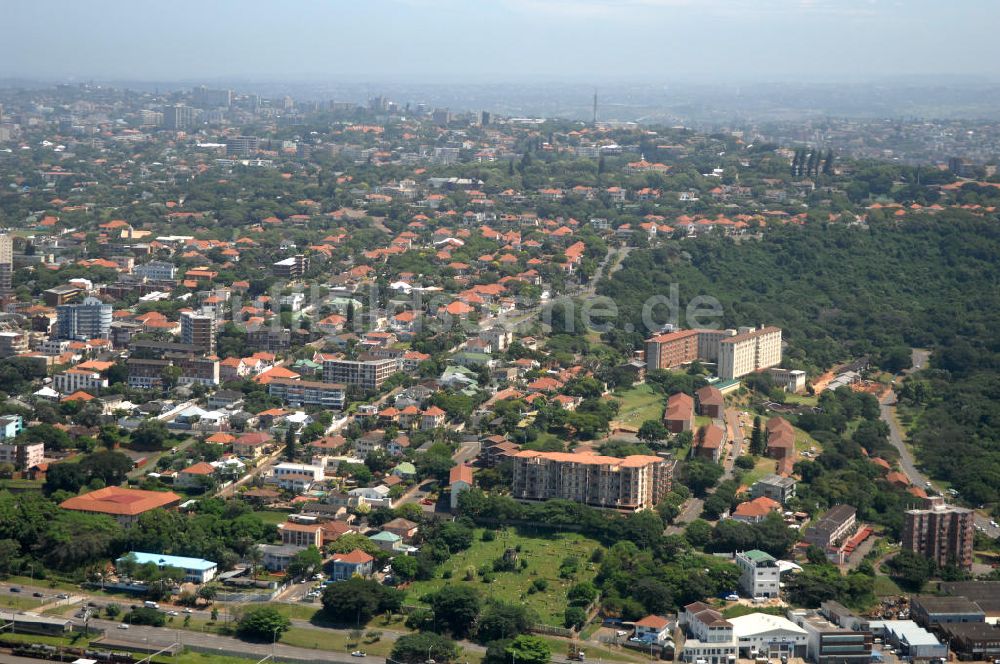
{"left": 60, "top": 486, "right": 182, "bottom": 525}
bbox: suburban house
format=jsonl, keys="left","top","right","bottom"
{"left": 331, "top": 549, "right": 374, "bottom": 581}
{"left": 665, "top": 392, "right": 694, "bottom": 434}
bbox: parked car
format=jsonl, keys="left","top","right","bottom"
{"left": 117, "top": 623, "right": 130, "bottom": 630}
{"left": 725, "top": 594, "right": 740, "bottom": 601}
{"left": 32, "top": 592, "right": 44, "bottom": 597}
{"left": 9, "top": 587, "right": 20, "bottom": 593}
{"left": 166, "top": 610, "right": 179, "bottom": 616}
{"left": 351, "top": 651, "right": 366, "bottom": 657}
{"left": 56, "top": 593, "right": 70, "bottom": 599}
{"left": 183, "top": 608, "right": 194, "bottom": 614}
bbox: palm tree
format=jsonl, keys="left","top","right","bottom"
{"left": 246, "top": 546, "right": 264, "bottom": 581}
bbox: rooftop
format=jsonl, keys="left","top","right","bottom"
{"left": 118, "top": 551, "right": 216, "bottom": 571}
{"left": 60, "top": 486, "right": 182, "bottom": 516}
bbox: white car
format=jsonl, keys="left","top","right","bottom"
{"left": 725, "top": 594, "right": 740, "bottom": 601}
{"left": 117, "top": 623, "right": 130, "bottom": 630}
{"left": 166, "top": 610, "right": 179, "bottom": 616}
{"left": 183, "top": 608, "right": 193, "bottom": 614}
{"left": 351, "top": 651, "right": 366, "bottom": 657}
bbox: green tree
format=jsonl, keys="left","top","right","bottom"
{"left": 476, "top": 602, "right": 533, "bottom": 643}
{"left": 887, "top": 550, "right": 935, "bottom": 591}
{"left": 284, "top": 426, "right": 297, "bottom": 461}
{"left": 286, "top": 545, "right": 323, "bottom": 579}
{"left": 506, "top": 635, "right": 551, "bottom": 664}
{"left": 321, "top": 577, "right": 403, "bottom": 625}
{"left": 236, "top": 605, "right": 291, "bottom": 640}
{"left": 132, "top": 419, "right": 170, "bottom": 450}
{"left": 391, "top": 632, "right": 460, "bottom": 664}
{"left": 429, "top": 585, "right": 482, "bottom": 637}
{"left": 638, "top": 420, "right": 668, "bottom": 444}
{"left": 750, "top": 416, "right": 764, "bottom": 456}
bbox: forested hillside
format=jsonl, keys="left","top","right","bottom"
{"left": 600, "top": 213, "right": 1000, "bottom": 506}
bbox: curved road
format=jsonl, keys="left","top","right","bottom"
{"left": 880, "top": 349, "right": 999, "bottom": 538}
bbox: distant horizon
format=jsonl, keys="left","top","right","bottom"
{"left": 6, "top": 1, "right": 1000, "bottom": 83}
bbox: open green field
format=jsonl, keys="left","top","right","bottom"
{"left": 280, "top": 625, "right": 395, "bottom": 656}
{"left": 0, "top": 595, "right": 44, "bottom": 611}
{"left": 873, "top": 575, "right": 904, "bottom": 597}
{"left": 0, "top": 478, "right": 43, "bottom": 492}
{"left": 253, "top": 509, "right": 293, "bottom": 525}
{"left": 406, "top": 527, "right": 603, "bottom": 626}
{"left": 738, "top": 456, "right": 782, "bottom": 486}
{"left": 612, "top": 384, "right": 664, "bottom": 429}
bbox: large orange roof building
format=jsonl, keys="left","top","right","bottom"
{"left": 60, "top": 486, "right": 182, "bottom": 526}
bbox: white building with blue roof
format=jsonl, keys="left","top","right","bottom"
{"left": 118, "top": 551, "right": 218, "bottom": 584}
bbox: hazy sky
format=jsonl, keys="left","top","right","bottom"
{"left": 5, "top": 0, "right": 1000, "bottom": 83}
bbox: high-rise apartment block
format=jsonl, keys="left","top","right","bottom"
{"left": 902, "top": 497, "right": 975, "bottom": 570}
{"left": 0, "top": 233, "right": 12, "bottom": 293}
{"left": 511, "top": 450, "right": 673, "bottom": 511}
{"left": 163, "top": 104, "right": 195, "bottom": 130}
{"left": 181, "top": 311, "right": 217, "bottom": 355}
{"left": 56, "top": 296, "right": 112, "bottom": 340}
{"left": 273, "top": 254, "right": 309, "bottom": 278}
{"left": 225, "top": 135, "right": 260, "bottom": 158}
{"left": 646, "top": 326, "right": 782, "bottom": 381}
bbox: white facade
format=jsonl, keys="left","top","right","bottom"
{"left": 736, "top": 550, "right": 781, "bottom": 598}
{"left": 54, "top": 369, "right": 108, "bottom": 394}
{"left": 272, "top": 463, "right": 324, "bottom": 482}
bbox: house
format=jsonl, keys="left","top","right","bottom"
{"left": 369, "top": 530, "right": 404, "bottom": 552}
{"left": 731, "top": 496, "right": 782, "bottom": 524}
{"left": 233, "top": 432, "right": 273, "bottom": 458}
{"left": 390, "top": 461, "right": 417, "bottom": 479}
{"left": 175, "top": 462, "right": 218, "bottom": 489}
{"left": 348, "top": 485, "right": 392, "bottom": 508}
{"left": 665, "top": 393, "right": 694, "bottom": 434}
{"left": 633, "top": 615, "right": 673, "bottom": 645}
{"left": 450, "top": 463, "right": 474, "bottom": 510}
{"left": 331, "top": 549, "right": 374, "bottom": 581}
{"left": 259, "top": 543, "right": 301, "bottom": 571}
{"left": 694, "top": 424, "right": 725, "bottom": 462}
{"left": 695, "top": 385, "right": 724, "bottom": 419}
{"left": 382, "top": 517, "right": 419, "bottom": 541}
{"left": 278, "top": 521, "right": 324, "bottom": 548}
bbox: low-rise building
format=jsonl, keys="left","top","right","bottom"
{"left": 278, "top": 521, "right": 323, "bottom": 548}
{"left": 910, "top": 595, "right": 985, "bottom": 628}
{"left": 803, "top": 504, "right": 857, "bottom": 551}
{"left": 664, "top": 392, "right": 694, "bottom": 434}
{"left": 869, "top": 620, "right": 948, "bottom": 661}
{"left": 60, "top": 486, "right": 182, "bottom": 527}
{"left": 331, "top": 549, "right": 374, "bottom": 581}
{"left": 750, "top": 475, "right": 797, "bottom": 504}
{"left": 268, "top": 378, "right": 346, "bottom": 408}
{"left": 118, "top": 551, "right": 217, "bottom": 583}
{"left": 788, "top": 609, "right": 873, "bottom": 664}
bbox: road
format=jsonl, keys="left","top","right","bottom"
{"left": 721, "top": 408, "right": 745, "bottom": 480}
{"left": 879, "top": 348, "right": 1000, "bottom": 538}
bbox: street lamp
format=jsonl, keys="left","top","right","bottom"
{"left": 273, "top": 625, "right": 280, "bottom": 657}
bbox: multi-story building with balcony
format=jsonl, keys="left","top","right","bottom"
{"left": 510, "top": 450, "right": 673, "bottom": 511}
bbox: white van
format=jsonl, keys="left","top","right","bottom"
{"left": 144, "top": 601, "right": 160, "bottom": 609}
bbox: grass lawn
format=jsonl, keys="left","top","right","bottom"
{"left": 0, "top": 478, "right": 43, "bottom": 491}
{"left": 157, "top": 652, "right": 259, "bottom": 664}
{"left": 272, "top": 603, "right": 322, "bottom": 621}
{"left": 739, "top": 456, "right": 781, "bottom": 487}
{"left": 793, "top": 427, "right": 822, "bottom": 454}
{"left": 0, "top": 632, "right": 95, "bottom": 647}
{"left": 783, "top": 392, "right": 819, "bottom": 406}
{"left": 612, "top": 384, "right": 664, "bottom": 429}
{"left": 253, "top": 509, "right": 294, "bottom": 525}
{"left": 3, "top": 574, "right": 81, "bottom": 592}
{"left": 279, "top": 626, "right": 395, "bottom": 656}
{"left": 406, "top": 527, "right": 603, "bottom": 627}
{"left": 0, "top": 595, "right": 44, "bottom": 611}
{"left": 721, "top": 604, "right": 786, "bottom": 619}
{"left": 873, "top": 575, "right": 903, "bottom": 596}
{"left": 557, "top": 636, "right": 652, "bottom": 663}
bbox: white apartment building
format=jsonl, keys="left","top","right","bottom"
{"left": 718, "top": 326, "right": 783, "bottom": 381}
{"left": 736, "top": 550, "right": 782, "bottom": 599}
{"left": 54, "top": 368, "right": 108, "bottom": 394}
{"left": 271, "top": 463, "right": 324, "bottom": 482}
{"left": 0, "top": 442, "right": 44, "bottom": 471}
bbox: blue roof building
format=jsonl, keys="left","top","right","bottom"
{"left": 118, "top": 551, "right": 218, "bottom": 584}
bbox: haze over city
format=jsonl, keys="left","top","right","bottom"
{"left": 6, "top": 0, "right": 1000, "bottom": 83}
